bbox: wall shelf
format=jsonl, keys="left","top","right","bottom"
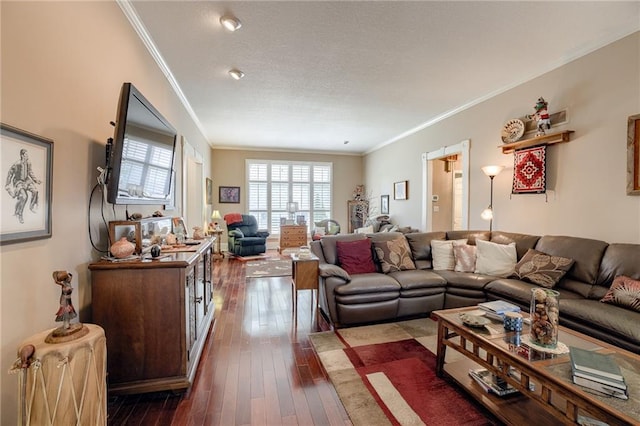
{"left": 499, "top": 130, "right": 574, "bottom": 154}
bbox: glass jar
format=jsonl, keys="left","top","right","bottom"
{"left": 530, "top": 288, "right": 560, "bottom": 348}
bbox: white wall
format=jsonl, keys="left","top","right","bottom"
{"left": 365, "top": 32, "right": 640, "bottom": 243}
{"left": 0, "top": 3, "right": 211, "bottom": 423}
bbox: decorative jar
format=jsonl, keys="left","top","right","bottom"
{"left": 530, "top": 288, "right": 559, "bottom": 348}
{"left": 110, "top": 237, "right": 135, "bottom": 259}
{"left": 192, "top": 226, "right": 205, "bottom": 240}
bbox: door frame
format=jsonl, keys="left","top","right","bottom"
{"left": 421, "top": 139, "right": 470, "bottom": 232}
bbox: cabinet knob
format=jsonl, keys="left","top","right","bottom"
{"left": 195, "top": 297, "right": 203, "bottom": 304}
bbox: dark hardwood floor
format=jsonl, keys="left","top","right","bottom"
{"left": 107, "top": 252, "right": 351, "bottom": 425}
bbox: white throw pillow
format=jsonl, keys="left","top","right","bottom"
{"left": 474, "top": 239, "right": 517, "bottom": 277}
{"left": 431, "top": 239, "right": 467, "bottom": 270}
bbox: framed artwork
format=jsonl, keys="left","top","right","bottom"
{"left": 394, "top": 180, "right": 408, "bottom": 200}
{"left": 0, "top": 123, "right": 53, "bottom": 245}
{"left": 628, "top": 114, "right": 640, "bottom": 195}
{"left": 380, "top": 194, "right": 389, "bottom": 214}
{"left": 109, "top": 220, "right": 142, "bottom": 254}
{"left": 172, "top": 216, "right": 188, "bottom": 237}
{"left": 205, "top": 177, "right": 213, "bottom": 205}
{"left": 219, "top": 186, "right": 240, "bottom": 203}
{"left": 347, "top": 200, "right": 368, "bottom": 233}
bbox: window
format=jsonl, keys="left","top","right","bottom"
{"left": 247, "top": 160, "right": 332, "bottom": 234}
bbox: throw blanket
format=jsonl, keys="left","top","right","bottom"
{"left": 224, "top": 213, "right": 243, "bottom": 225}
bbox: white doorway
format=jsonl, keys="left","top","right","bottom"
{"left": 421, "top": 140, "right": 470, "bottom": 232}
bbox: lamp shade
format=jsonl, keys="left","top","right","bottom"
{"left": 481, "top": 165, "right": 504, "bottom": 177}
{"left": 211, "top": 210, "right": 222, "bottom": 220}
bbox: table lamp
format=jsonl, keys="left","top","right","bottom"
{"left": 211, "top": 210, "right": 222, "bottom": 230}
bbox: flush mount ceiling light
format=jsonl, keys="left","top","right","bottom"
{"left": 228, "top": 69, "right": 245, "bottom": 80}
{"left": 220, "top": 15, "right": 242, "bottom": 32}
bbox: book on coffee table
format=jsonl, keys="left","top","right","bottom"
{"left": 468, "top": 368, "right": 519, "bottom": 397}
{"left": 572, "top": 375, "right": 629, "bottom": 400}
{"left": 477, "top": 300, "right": 521, "bottom": 320}
{"left": 569, "top": 347, "right": 624, "bottom": 381}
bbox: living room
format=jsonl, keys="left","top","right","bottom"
{"left": 1, "top": 2, "right": 639, "bottom": 425}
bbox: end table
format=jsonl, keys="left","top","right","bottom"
{"left": 290, "top": 253, "right": 319, "bottom": 315}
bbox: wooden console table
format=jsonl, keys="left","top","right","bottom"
{"left": 432, "top": 306, "right": 640, "bottom": 425}
{"left": 89, "top": 239, "right": 215, "bottom": 394}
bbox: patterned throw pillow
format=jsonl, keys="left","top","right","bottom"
{"left": 511, "top": 248, "right": 574, "bottom": 288}
{"left": 601, "top": 275, "right": 640, "bottom": 312}
{"left": 373, "top": 237, "right": 416, "bottom": 273}
{"left": 431, "top": 239, "right": 467, "bottom": 271}
{"left": 336, "top": 238, "right": 376, "bottom": 275}
{"left": 453, "top": 244, "right": 477, "bottom": 273}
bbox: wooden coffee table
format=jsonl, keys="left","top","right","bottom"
{"left": 432, "top": 306, "right": 640, "bottom": 425}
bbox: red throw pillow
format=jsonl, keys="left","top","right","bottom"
{"left": 336, "top": 239, "right": 376, "bottom": 274}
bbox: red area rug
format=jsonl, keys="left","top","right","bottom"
{"left": 309, "top": 319, "right": 498, "bottom": 426}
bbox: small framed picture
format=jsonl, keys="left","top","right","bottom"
{"left": 109, "top": 220, "right": 142, "bottom": 254}
{"left": 380, "top": 194, "right": 389, "bottom": 214}
{"left": 628, "top": 114, "right": 640, "bottom": 195}
{"left": 1, "top": 123, "right": 53, "bottom": 245}
{"left": 172, "top": 216, "right": 188, "bottom": 237}
{"left": 394, "top": 180, "right": 408, "bottom": 200}
{"left": 205, "top": 177, "right": 213, "bottom": 205}
{"left": 219, "top": 186, "right": 240, "bottom": 203}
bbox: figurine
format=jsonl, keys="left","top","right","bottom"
{"left": 527, "top": 97, "right": 551, "bottom": 136}
{"left": 45, "top": 270, "right": 88, "bottom": 343}
{"left": 53, "top": 270, "right": 77, "bottom": 330}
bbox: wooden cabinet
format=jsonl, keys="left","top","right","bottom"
{"left": 89, "top": 239, "right": 214, "bottom": 394}
{"left": 279, "top": 225, "right": 307, "bottom": 252}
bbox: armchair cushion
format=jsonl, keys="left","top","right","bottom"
{"left": 229, "top": 229, "right": 244, "bottom": 238}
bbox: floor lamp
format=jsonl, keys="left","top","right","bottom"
{"left": 480, "top": 165, "right": 504, "bottom": 232}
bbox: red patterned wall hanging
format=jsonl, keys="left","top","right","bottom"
{"left": 512, "top": 145, "right": 546, "bottom": 194}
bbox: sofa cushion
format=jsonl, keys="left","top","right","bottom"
{"left": 320, "top": 233, "right": 367, "bottom": 265}
{"left": 596, "top": 243, "right": 640, "bottom": 285}
{"left": 334, "top": 273, "right": 400, "bottom": 297}
{"left": 387, "top": 269, "right": 447, "bottom": 290}
{"left": 336, "top": 239, "right": 376, "bottom": 274}
{"left": 372, "top": 236, "right": 416, "bottom": 273}
{"left": 490, "top": 231, "right": 540, "bottom": 260}
{"left": 431, "top": 239, "right": 467, "bottom": 270}
{"left": 534, "top": 235, "right": 608, "bottom": 285}
{"left": 511, "top": 248, "right": 574, "bottom": 288}
{"left": 485, "top": 278, "right": 583, "bottom": 307}
{"left": 474, "top": 240, "right": 517, "bottom": 277}
{"left": 432, "top": 270, "right": 494, "bottom": 290}
{"left": 453, "top": 244, "right": 477, "bottom": 272}
{"left": 405, "top": 232, "right": 447, "bottom": 261}
{"left": 561, "top": 298, "right": 640, "bottom": 344}
{"left": 600, "top": 275, "right": 640, "bottom": 312}
{"left": 446, "top": 230, "right": 490, "bottom": 245}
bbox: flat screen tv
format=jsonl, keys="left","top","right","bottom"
{"left": 106, "top": 82, "right": 177, "bottom": 205}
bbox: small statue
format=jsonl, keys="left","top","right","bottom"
{"left": 45, "top": 270, "right": 88, "bottom": 343}
{"left": 527, "top": 97, "right": 551, "bottom": 136}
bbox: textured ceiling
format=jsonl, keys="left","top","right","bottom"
{"left": 126, "top": 1, "right": 640, "bottom": 154}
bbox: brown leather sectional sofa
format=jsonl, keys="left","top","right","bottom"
{"left": 309, "top": 230, "right": 640, "bottom": 353}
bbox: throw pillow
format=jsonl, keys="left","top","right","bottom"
{"left": 453, "top": 244, "right": 477, "bottom": 273}
{"left": 431, "top": 239, "right": 467, "bottom": 271}
{"left": 474, "top": 240, "right": 517, "bottom": 277}
{"left": 336, "top": 238, "right": 376, "bottom": 275}
{"left": 601, "top": 275, "right": 640, "bottom": 312}
{"left": 373, "top": 237, "right": 416, "bottom": 273}
{"left": 511, "top": 248, "right": 574, "bottom": 288}
{"left": 355, "top": 225, "right": 374, "bottom": 234}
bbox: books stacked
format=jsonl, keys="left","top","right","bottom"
{"left": 477, "top": 300, "right": 521, "bottom": 321}
{"left": 569, "top": 347, "right": 628, "bottom": 400}
{"left": 468, "top": 368, "right": 519, "bottom": 396}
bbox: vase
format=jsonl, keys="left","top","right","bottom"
{"left": 110, "top": 237, "right": 135, "bottom": 259}
{"left": 530, "top": 288, "right": 560, "bottom": 348}
{"left": 192, "top": 226, "right": 205, "bottom": 240}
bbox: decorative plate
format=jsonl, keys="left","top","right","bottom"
{"left": 501, "top": 118, "right": 525, "bottom": 143}
{"left": 459, "top": 313, "right": 490, "bottom": 328}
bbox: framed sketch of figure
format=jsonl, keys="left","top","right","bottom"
{"left": 1, "top": 123, "right": 53, "bottom": 244}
